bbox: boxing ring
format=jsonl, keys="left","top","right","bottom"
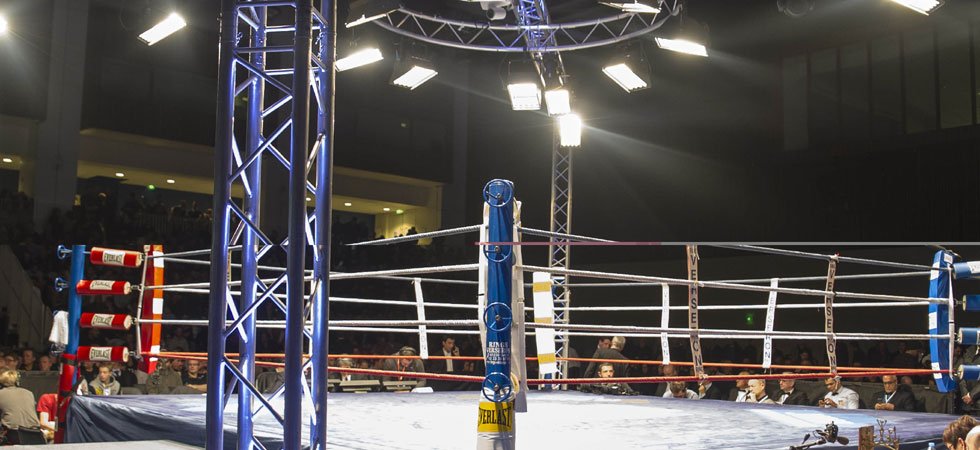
{"left": 67, "top": 391, "right": 957, "bottom": 450}
{"left": 52, "top": 179, "right": 980, "bottom": 450}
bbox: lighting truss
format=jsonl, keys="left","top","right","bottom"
{"left": 371, "top": 1, "right": 680, "bottom": 53}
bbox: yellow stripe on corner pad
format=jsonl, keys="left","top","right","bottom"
{"left": 536, "top": 353, "right": 557, "bottom": 364}
{"left": 532, "top": 281, "right": 552, "bottom": 293}
{"left": 533, "top": 316, "right": 553, "bottom": 324}
{"left": 477, "top": 401, "right": 514, "bottom": 433}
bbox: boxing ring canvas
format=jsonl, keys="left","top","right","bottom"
{"left": 67, "top": 391, "right": 952, "bottom": 450}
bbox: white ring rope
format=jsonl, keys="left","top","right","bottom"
{"left": 565, "top": 270, "right": 931, "bottom": 287}
{"left": 711, "top": 244, "right": 937, "bottom": 271}
{"left": 516, "top": 227, "right": 614, "bottom": 243}
{"left": 346, "top": 225, "right": 483, "bottom": 246}
{"left": 144, "top": 263, "right": 481, "bottom": 289}
{"left": 520, "top": 265, "right": 947, "bottom": 304}
{"left": 565, "top": 301, "right": 934, "bottom": 311}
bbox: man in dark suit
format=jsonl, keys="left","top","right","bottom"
{"left": 698, "top": 380, "right": 727, "bottom": 400}
{"left": 872, "top": 375, "right": 917, "bottom": 412}
{"left": 582, "top": 336, "right": 630, "bottom": 379}
{"left": 775, "top": 372, "right": 810, "bottom": 406}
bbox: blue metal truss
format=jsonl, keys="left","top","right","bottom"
{"left": 207, "top": 1, "right": 335, "bottom": 449}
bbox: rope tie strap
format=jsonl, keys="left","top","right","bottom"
{"left": 686, "top": 245, "right": 705, "bottom": 381}
{"left": 824, "top": 255, "right": 839, "bottom": 376}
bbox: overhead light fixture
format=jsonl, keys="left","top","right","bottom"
{"left": 138, "top": 12, "right": 186, "bottom": 46}
{"left": 166, "top": 179, "right": 175, "bottom": 184}
{"left": 147, "top": 184, "right": 156, "bottom": 190}
{"left": 656, "top": 17, "right": 709, "bottom": 57}
{"left": 558, "top": 114, "right": 582, "bottom": 147}
{"left": 306, "top": 197, "right": 312, "bottom": 202}
{"left": 395, "top": 209, "right": 404, "bottom": 215}
{"left": 507, "top": 60, "right": 541, "bottom": 111}
{"left": 336, "top": 47, "right": 383, "bottom": 72}
{"left": 2, "top": 157, "right": 12, "bottom": 163}
{"left": 0, "top": 15, "right": 8, "bottom": 35}
{"left": 777, "top": 0, "right": 815, "bottom": 18}
{"left": 115, "top": 172, "right": 125, "bottom": 177}
{"left": 602, "top": 45, "right": 649, "bottom": 92}
{"left": 344, "top": 202, "right": 353, "bottom": 207}
{"left": 887, "top": 0, "right": 943, "bottom": 15}
{"left": 383, "top": 207, "right": 391, "bottom": 212}
{"left": 544, "top": 89, "right": 571, "bottom": 116}
{"left": 391, "top": 54, "right": 437, "bottom": 90}
{"left": 346, "top": 0, "right": 401, "bottom": 28}
{"left": 598, "top": 1, "right": 661, "bottom": 13}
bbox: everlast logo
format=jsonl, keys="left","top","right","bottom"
{"left": 102, "top": 251, "right": 125, "bottom": 265}
{"left": 91, "top": 314, "right": 114, "bottom": 328}
{"left": 90, "top": 280, "right": 114, "bottom": 290}
{"left": 478, "top": 406, "right": 512, "bottom": 429}
{"left": 89, "top": 348, "right": 112, "bottom": 361}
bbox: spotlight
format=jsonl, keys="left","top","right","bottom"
{"left": 544, "top": 89, "right": 571, "bottom": 116}
{"left": 138, "top": 12, "right": 186, "bottom": 46}
{"left": 346, "top": 0, "right": 401, "bottom": 28}
{"left": 2, "top": 158, "right": 13, "bottom": 164}
{"left": 344, "top": 202, "right": 353, "bottom": 207}
{"left": 558, "top": 114, "right": 582, "bottom": 147}
{"left": 776, "top": 0, "right": 814, "bottom": 18}
{"left": 888, "top": 0, "right": 943, "bottom": 15}
{"left": 602, "top": 46, "right": 649, "bottom": 92}
{"left": 598, "top": 1, "right": 661, "bottom": 13}
{"left": 166, "top": 179, "right": 175, "bottom": 184}
{"left": 655, "top": 17, "right": 709, "bottom": 57}
{"left": 383, "top": 207, "right": 391, "bottom": 212}
{"left": 391, "top": 54, "right": 437, "bottom": 90}
{"left": 0, "top": 15, "right": 8, "bottom": 35}
{"left": 115, "top": 172, "right": 125, "bottom": 177}
{"left": 507, "top": 60, "right": 541, "bottom": 111}
{"left": 336, "top": 46, "right": 383, "bottom": 72}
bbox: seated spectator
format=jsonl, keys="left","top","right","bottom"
{"left": 147, "top": 358, "right": 185, "bottom": 394}
{"left": 0, "top": 369, "right": 41, "bottom": 430}
{"left": 580, "top": 362, "right": 636, "bottom": 396}
{"left": 182, "top": 360, "right": 207, "bottom": 393}
{"left": 817, "top": 376, "right": 859, "bottom": 409}
{"left": 774, "top": 373, "right": 809, "bottom": 406}
{"left": 111, "top": 362, "right": 138, "bottom": 388}
{"left": 35, "top": 393, "right": 56, "bottom": 441}
{"left": 19, "top": 350, "right": 36, "bottom": 372}
{"left": 337, "top": 358, "right": 365, "bottom": 382}
{"left": 381, "top": 347, "right": 426, "bottom": 387}
{"left": 88, "top": 364, "right": 121, "bottom": 396}
{"left": 745, "top": 379, "right": 775, "bottom": 404}
{"left": 663, "top": 381, "right": 698, "bottom": 400}
{"left": 730, "top": 371, "right": 752, "bottom": 402}
{"left": 872, "top": 375, "right": 916, "bottom": 412}
{"left": 698, "top": 379, "right": 726, "bottom": 400}
{"left": 78, "top": 361, "right": 97, "bottom": 382}
{"left": 36, "top": 355, "right": 54, "bottom": 372}
{"left": 943, "top": 415, "right": 978, "bottom": 450}
{"left": 429, "top": 336, "right": 461, "bottom": 374}
{"left": 2, "top": 356, "right": 17, "bottom": 372}
{"left": 653, "top": 364, "right": 678, "bottom": 397}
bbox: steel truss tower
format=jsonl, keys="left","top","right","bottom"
{"left": 207, "top": 1, "right": 335, "bottom": 449}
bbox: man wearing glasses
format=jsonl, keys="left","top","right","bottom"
{"left": 775, "top": 372, "right": 809, "bottom": 406}
{"left": 872, "top": 375, "right": 916, "bottom": 412}
{"left": 817, "top": 376, "right": 859, "bottom": 409}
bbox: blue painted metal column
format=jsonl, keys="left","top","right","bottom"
{"left": 285, "top": 1, "right": 314, "bottom": 448}
{"left": 206, "top": 0, "right": 237, "bottom": 448}
{"left": 237, "top": 6, "right": 267, "bottom": 448}
{"left": 929, "top": 250, "right": 956, "bottom": 393}
{"left": 310, "top": 0, "right": 336, "bottom": 448}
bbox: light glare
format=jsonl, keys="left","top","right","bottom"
{"left": 346, "top": 12, "right": 387, "bottom": 28}
{"left": 344, "top": 202, "right": 353, "bottom": 207}
{"left": 545, "top": 89, "right": 571, "bottom": 116}
{"left": 559, "top": 114, "right": 582, "bottom": 147}
{"left": 115, "top": 172, "right": 125, "bottom": 177}
{"left": 138, "top": 13, "right": 187, "bottom": 46}
{"left": 336, "top": 48, "right": 383, "bottom": 72}
{"left": 602, "top": 63, "right": 647, "bottom": 92}
{"left": 0, "top": 16, "right": 8, "bottom": 35}
{"left": 599, "top": 2, "right": 661, "bottom": 13}
{"left": 2, "top": 158, "right": 13, "bottom": 163}
{"left": 888, "top": 0, "right": 942, "bottom": 15}
{"left": 507, "top": 82, "right": 541, "bottom": 111}
{"left": 655, "top": 37, "right": 708, "bottom": 57}
{"left": 392, "top": 66, "right": 438, "bottom": 90}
